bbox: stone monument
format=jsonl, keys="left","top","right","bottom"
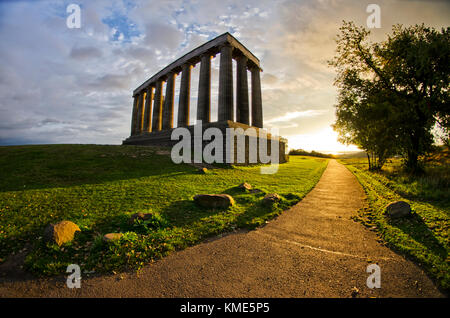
{"left": 122, "top": 32, "right": 287, "bottom": 164}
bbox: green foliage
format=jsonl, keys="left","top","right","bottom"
{"left": 341, "top": 158, "right": 449, "bottom": 291}
{"left": 0, "top": 145, "right": 328, "bottom": 275}
{"left": 330, "top": 22, "right": 450, "bottom": 173}
{"left": 288, "top": 149, "right": 336, "bottom": 158}
{"left": 130, "top": 213, "right": 169, "bottom": 235}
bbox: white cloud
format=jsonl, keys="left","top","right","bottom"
{"left": 0, "top": 0, "right": 448, "bottom": 151}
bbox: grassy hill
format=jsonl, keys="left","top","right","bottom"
{"left": 0, "top": 144, "right": 328, "bottom": 276}
{"left": 340, "top": 155, "right": 449, "bottom": 291}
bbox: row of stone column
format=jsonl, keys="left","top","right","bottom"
{"left": 131, "top": 44, "right": 263, "bottom": 136}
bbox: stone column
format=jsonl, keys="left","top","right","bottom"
{"left": 236, "top": 55, "right": 249, "bottom": 125}
{"left": 136, "top": 92, "right": 145, "bottom": 134}
{"left": 197, "top": 54, "right": 211, "bottom": 123}
{"left": 130, "top": 95, "right": 138, "bottom": 136}
{"left": 162, "top": 72, "right": 176, "bottom": 130}
{"left": 251, "top": 67, "right": 263, "bottom": 128}
{"left": 178, "top": 63, "right": 191, "bottom": 127}
{"left": 143, "top": 86, "right": 154, "bottom": 132}
{"left": 218, "top": 44, "right": 234, "bottom": 121}
{"left": 152, "top": 80, "right": 164, "bottom": 132}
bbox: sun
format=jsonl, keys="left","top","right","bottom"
{"left": 286, "top": 127, "right": 360, "bottom": 155}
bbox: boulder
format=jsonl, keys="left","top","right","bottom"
{"left": 385, "top": 201, "right": 411, "bottom": 218}
{"left": 262, "top": 193, "right": 281, "bottom": 206}
{"left": 193, "top": 194, "right": 235, "bottom": 209}
{"left": 237, "top": 182, "right": 252, "bottom": 191}
{"left": 198, "top": 167, "right": 208, "bottom": 174}
{"left": 44, "top": 220, "right": 81, "bottom": 246}
{"left": 128, "top": 212, "right": 154, "bottom": 225}
{"left": 103, "top": 233, "right": 123, "bottom": 242}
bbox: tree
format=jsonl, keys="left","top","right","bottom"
{"left": 330, "top": 22, "right": 450, "bottom": 173}
{"left": 333, "top": 87, "right": 398, "bottom": 170}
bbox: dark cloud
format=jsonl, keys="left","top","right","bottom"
{"left": 70, "top": 46, "right": 103, "bottom": 60}
{"left": 90, "top": 73, "right": 132, "bottom": 90}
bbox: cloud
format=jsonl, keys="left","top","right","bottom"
{"left": 265, "top": 110, "right": 324, "bottom": 124}
{"left": 70, "top": 46, "right": 103, "bottom": 60}
{"left": 0, "top": 0, "right": 448, "bottom": 150}
{"left": 143, "top": 23, "right": 184, "bottom": 51}
{"left": 262, "top": 73, "right": 278, "bottom": 85}
{"left": 90, "top": 73, "right": 133, "bottom": 90}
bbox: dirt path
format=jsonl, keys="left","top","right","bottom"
{"left": 0, "top": 160, "right": 444, "bottom": 297}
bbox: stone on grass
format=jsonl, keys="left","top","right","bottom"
{"left": 193, "top": 194, "right": 235, "bottom": 209}
{"left": 103, "top": 233, "right": 123, "bottom": 242}
{"left": 385, "top": 201, "right": 411, "bottom": 218}
{"left": 156, "top": 150, "right": 170, "bottom": 156}
{"left": 128, "top": 212, "right": 154, "bottom": 225}
{"left": 262, "top": 193, "right": 281, "bottom": 206}
{"left": 351, "top": 287, "right": 359, "bottom": 298}
{"left": 44, "top": 220, "right": 81, "bottom": 246}
{"left": 198, "top": 167, "right": 208, "bottom": 174}
{"left": 237, "top": 182, "right": 252, "bottom": 191}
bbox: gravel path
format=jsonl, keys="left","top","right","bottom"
{"left": 0, "top": 160, "right": 443, "bottom": 297}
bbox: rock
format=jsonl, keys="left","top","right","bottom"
{"left": 385, "top": 201, "right": 411, "bottom": 218}
{"left": 262, "top": 193, "right": 281, "bottom": 206}
{"left": 103, "top": 233, "right": 123, "bottom": 242}
{"left": 250, "top": 189, "right": 263, "bottom": 194}
{"left": 128, "top": 212, "right": 154, "bottom": 225}
{"left": 237, "top": 182, "right": 252, "bottom": 191}
{"left": 198, "top": 167, "right": 208, "bottom": 174}
{"left": 43, "top": 220, "right": 81, "bottom": 246}
{"left": 193, "top": 194, "right": 235, "bottom": 209}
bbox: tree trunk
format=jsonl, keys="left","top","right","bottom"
{"left": 406, "top": 150, "right": 420, "bottom": 174}
{"left": 406, "top": 128, "right": 424, "bottom": 175}
{"left": 377, "top": 149, "right": 387, "bottom": 170}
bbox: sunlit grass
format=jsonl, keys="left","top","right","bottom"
{"left": 341, "top": 157, "right": 449, "bottom": 291}
{"left": 0, "top": 144, "right": 328, "bottom": 275}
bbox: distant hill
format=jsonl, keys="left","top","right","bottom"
{"left": 288, "top": 149, "right": 336, "bottom": 159}
{"left": 335, "top": 151, "right": 367, "bottom": 159}
{"left": 335, "top": 145, "right": 450, "bottom": 161}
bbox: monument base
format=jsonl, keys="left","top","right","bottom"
{"left": 122, "top": 121, "right": 288, "bottom": 165}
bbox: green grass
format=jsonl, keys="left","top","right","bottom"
{"left": 340, "top": 157, "right": 449, "bottom": 292}
{"left": 0, "top": 144, "right": 328, "bottom": 276}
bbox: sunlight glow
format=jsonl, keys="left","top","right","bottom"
{"left": 265, "top": 110, "right": 323, "bottom": 124}
{"left": 286, "top": 127, "right": 360, "bottom": 154}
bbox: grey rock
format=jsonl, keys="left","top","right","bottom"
{"left": 198, "top": 167, "right": 208, "bottom": 174}
{"left": 238, "top": 182, "right": 252, "bottom": 190}
{"left": 128, "top": 212, "right": 154, "bottom": 225}
{"left": 385, "top": 201, "right": 411, "bottom": 218}
{"left": 193, "top": 194, "right": 235, "bottom": 209}
{"left": 262, "top": 193, "right": 281, "bottom": 206}
{"left": 103, "top": 233, "right": 123, "bottom": 242}
{"left": 43, "top": 220, "right": 81, "bottom": 246}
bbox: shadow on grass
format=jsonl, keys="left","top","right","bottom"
{"left": 159, "top": 186, "right": 283, "bottom": 231}
{"left": 160, "top": 199, "right": 230, "bottom": 228}
{"left": 0, "top": 144, "right": 198, "bottom": 192}
{"left": 388, "top": 213, "right": 448, "bottom": 261}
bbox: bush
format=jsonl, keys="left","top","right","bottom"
{"left": 130, "top": 213, "right": 169, "bottom": 235}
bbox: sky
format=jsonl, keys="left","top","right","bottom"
{"left": 0, "top": 0, "right": 449, "bottom": 153}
